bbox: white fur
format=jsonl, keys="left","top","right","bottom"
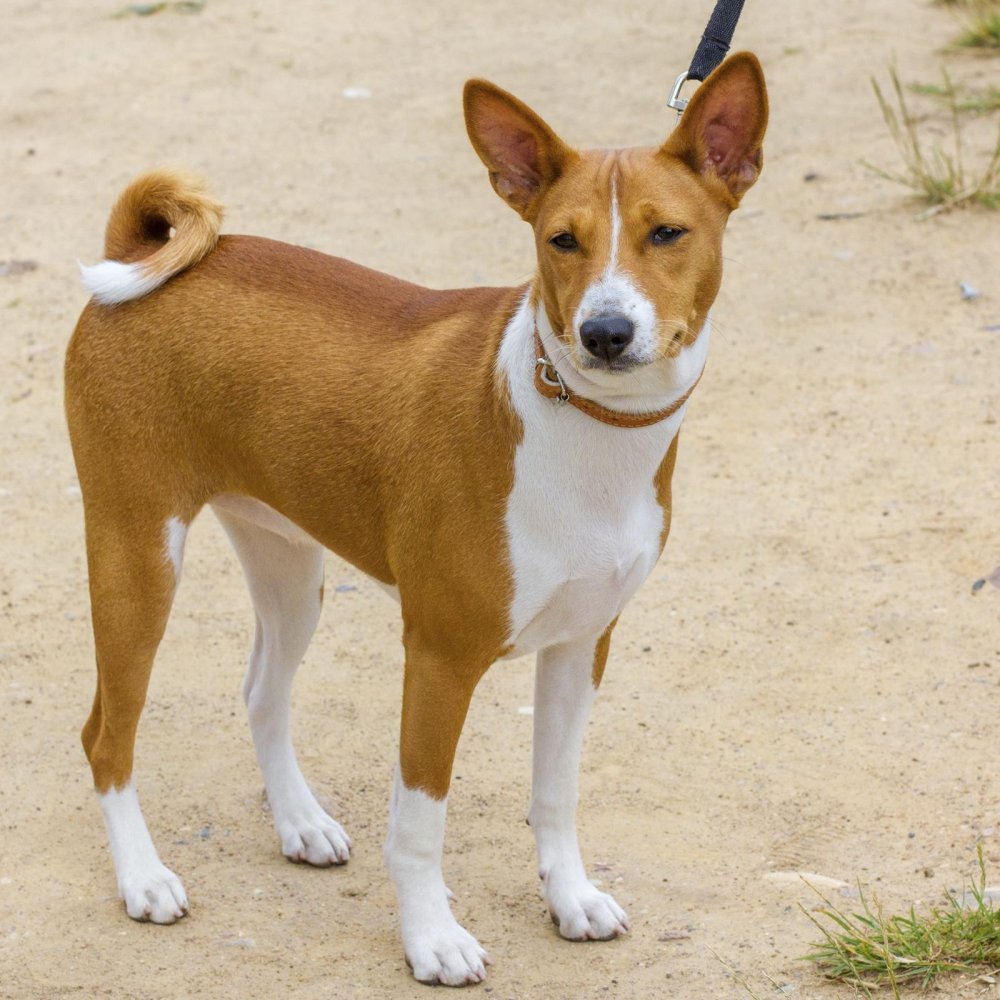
{"left": 211, "top": 498, "right": 351, "bottom": 866}
{"left": 384, "top": 768, "right": 488, "bottom": 985}
{"left": 498, "top": 290, "right": 706, "bottom": 947}
{"left": 530, "top": 635, "right": 629, "bottom": 938}
{"left": 79, "top": 259, "right": 165, "bottom": 305}
{"left": 501, "top": 296, "right": 695, "bottom": 659}
{"left": 607, "top": 175, "right": 622, "bottom": 271}
{"left": 574, "top": 269, "right": 659, "bottom": 365}
{"left": 210, "top": 493, "right": 317, "bottom": 546}
{"left": 164, "top": 516, "right": 187, "bottom": 587}
{"left": 99, "top": 782, "right": 188, "bottom": 923}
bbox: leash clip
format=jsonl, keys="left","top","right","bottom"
{"left": 667, "top": 71, "right": 691, "bottom": 118}
{"left": 535, "top": 355, "right": 570, "bottom": 404}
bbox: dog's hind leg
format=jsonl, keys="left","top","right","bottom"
{"left": 529, "top": 627, "right": 630, "bottom": 941}
{"left": 82, "top": 509, "right": 190, "bottom": 924}
{"left": 212, "top": 499, "right": 350, "bottom": 866}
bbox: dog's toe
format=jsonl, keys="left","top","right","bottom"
{"left": 548, "top": 881, "right": 629, "bottom": 941}
{"left": 279, "top": 814, "right": 351, "bottom": 866}
{"left": 407, "top": 920, "right": 489, "bottom": 987}
{"left": 121, "top": 865, "right": 189, "bottom": 924}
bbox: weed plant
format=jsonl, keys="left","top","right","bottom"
{"left": 866, "top": 66, "right": 1000, "bottom": 215}
{"left": 804, "top": 847, "right": 1000, "bottom": 997}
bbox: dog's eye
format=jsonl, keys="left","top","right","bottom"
{"left": 651, "top": 226, "right": 686, "bottom": 246}
{"left": 549, "top": 232, "right": 578, "bottom": 252}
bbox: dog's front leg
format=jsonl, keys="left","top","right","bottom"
{"left": 384, "top": 640, "right": 490, "bottom": 986}
{"left": 529, "top": 628, "right": 630, "bottom": 940}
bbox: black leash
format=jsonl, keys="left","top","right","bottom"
{"left": 667, "top": 0, "right": 747, "bottom": 115}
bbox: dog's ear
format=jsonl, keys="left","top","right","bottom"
{"left": 464, "top": 80, "right": 574, "bottom": 221}
{"left": 660, "top": 52, "right": 768, "bottom": 205}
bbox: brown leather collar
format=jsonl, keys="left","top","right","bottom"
{"left": 532, "top": 330, "right": 702, "bottom": 429}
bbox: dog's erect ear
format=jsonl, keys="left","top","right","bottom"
{"left": 464, "top": 80, "right": 574, "bottom": 221}
{"left": 661, "top": 52, "right": 768, "bottom": 205}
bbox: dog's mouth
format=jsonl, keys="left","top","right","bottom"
{"left": 565, "top": 323, "right": 693, "bottom": 376}
{"left": 578, "top": 354, "right": 643, "bottom": 374}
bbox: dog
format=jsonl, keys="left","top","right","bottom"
{"left": 66, "top": 53, "right": 767, "bottom": 986}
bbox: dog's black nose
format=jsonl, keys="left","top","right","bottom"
{"left": 580, "top": 314, "right": 634, "bottom": 362}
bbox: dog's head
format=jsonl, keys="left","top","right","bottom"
{"left": 464, "top": 54, "right": 767, "bottom": 396}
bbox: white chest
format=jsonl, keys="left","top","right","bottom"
{"left": 502, "top": 448, "right": 667, "bottom": 658}
{"left": 496, "top": 297, "right": 707, "bottom": 659}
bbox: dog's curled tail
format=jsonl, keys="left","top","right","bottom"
{"left": 79, "top": 169, "right": 224, "bottom": 305}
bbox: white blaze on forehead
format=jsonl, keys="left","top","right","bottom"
{"left": 572, "top": 169, "right": 659, "bottom": 364}
{"left": 606, "top": 174, "right": 622, "bottom": 275}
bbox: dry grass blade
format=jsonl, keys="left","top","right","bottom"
{"left": 865, "top": 65, "right": 1000, "bottom": 216}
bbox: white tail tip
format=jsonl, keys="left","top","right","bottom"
{"left": 79, "top": 259, "right": 165, "bottom": 305}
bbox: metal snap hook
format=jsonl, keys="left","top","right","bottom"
{"left": 535, "top": 356, "right": 570, "bottom": 404}
{"left": 667, "top": 71, "right": 692, "bottom": 118}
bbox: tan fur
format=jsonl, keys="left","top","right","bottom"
{"left": 67, "top": 236, "right": 522, "bottom": 797}
{"left": 67, "top": 55, "right": 766, "bottom": 807}
{"left": 591, "top": 620, "right": 617, "bottom": 688}
{"left": 103, "top": 169, "right": 224, "bottom": 281}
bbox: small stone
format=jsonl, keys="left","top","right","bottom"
{"left": 960, "top": 281, "right": 981, "bottom": 301}
{"left": 764, "top": 871, "right": 848, "bottom": 890}
{"left": 220, "top": 935, "right": 255, "bottom": 948}
{"left": 0, "top": 260, "right": 38, "bottom": 278}
{"left": 342, "top": 86, "right": 372, "bottom": 100}
{"left": 657, "top": 928, "right": 691, "bottom": 941}
{"left": 955, "top": 887, "right": 1000, "bottom": 910}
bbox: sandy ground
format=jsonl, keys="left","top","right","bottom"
{"left": 2, "top": 1, "right": 999, "bottom": 997}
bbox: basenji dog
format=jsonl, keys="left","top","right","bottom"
{"left": 66, "top": 53, "right": 767, "bottom": 986}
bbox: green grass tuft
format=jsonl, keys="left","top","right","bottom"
{"left": 803, "top": 846, "right": 1000, "bottom": 997}
{"left": 911, "top": 81, "right": 1000, "bottom": 113}
{"left": 956, "top": 6, "right": 1000, "bottom": 46}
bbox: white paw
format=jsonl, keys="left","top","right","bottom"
{"left": 405, "top": 918, "right": 490, "bottom": 986}
{"left": 546, "top": 879, "right": 629, "bottom": 941}
{"left": 120, "top": 864, "right": 189, "bottom": 924}
{"left": 276, "top": 807, "right": 351, "bottom": 866}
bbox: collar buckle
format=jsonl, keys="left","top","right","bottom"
{"left": 535, "top": 355, "right": 570, "bottom": 404}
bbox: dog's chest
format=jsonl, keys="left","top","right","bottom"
{"left": 501, "top": 418, "right": 671, "bottom": 658}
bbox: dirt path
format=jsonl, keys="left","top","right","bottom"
{"left": 1, "top": 1, "right": 998, "bottom": 997}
